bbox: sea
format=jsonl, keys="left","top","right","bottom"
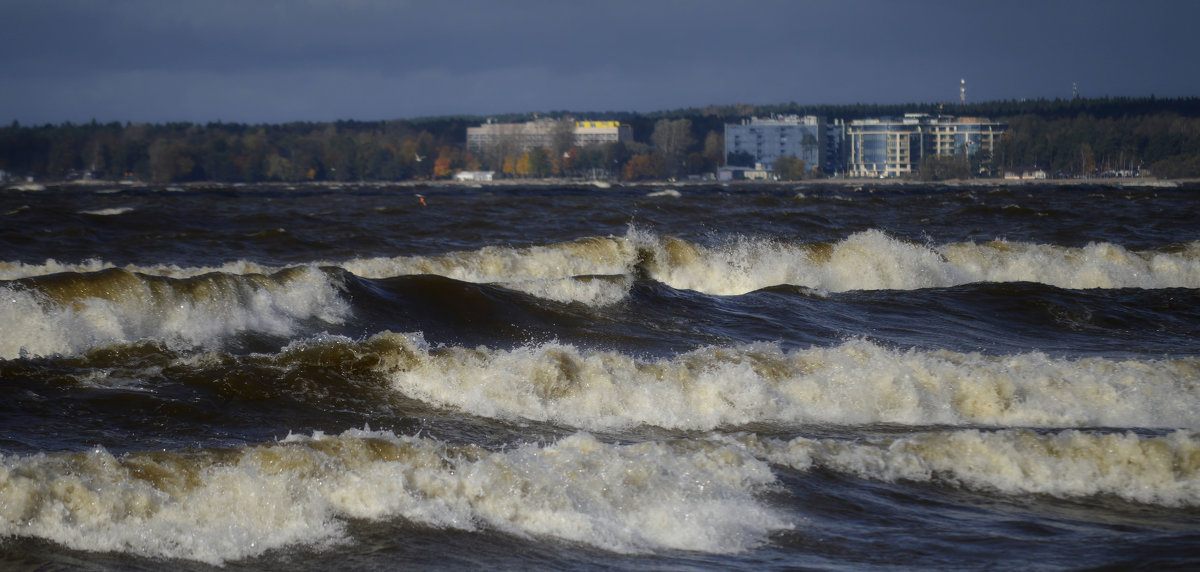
{"left": 1, "top": 180, "right": 1198, "bottom": 570}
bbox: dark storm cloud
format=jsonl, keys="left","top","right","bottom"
{"left": 2, "top": 0, "right": 1198, "bottom": 124}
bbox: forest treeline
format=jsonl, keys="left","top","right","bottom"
{"left": 3, "top": 96, "right": 1200, "bottom": 183}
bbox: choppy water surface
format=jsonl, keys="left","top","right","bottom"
{"left": 2, "top": 182, "right": 1199, "bottom": 570}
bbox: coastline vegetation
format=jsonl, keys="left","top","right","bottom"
{"left": 3, "top": 96, "right": 1200, "bottom": 184}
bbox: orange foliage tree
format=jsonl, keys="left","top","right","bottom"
{"left": 622, "top": 153, "right": 665, "bottom": 181}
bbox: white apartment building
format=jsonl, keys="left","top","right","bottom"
{"left": 466, "top": 119, "right": 632, "bottom": 156}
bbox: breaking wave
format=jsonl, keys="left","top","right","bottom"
{"left": 0, "top": 429, "right": 787, "bottom": 565}
{"left": 0, "top": 266, "right": 347, "bottom": 358}
{"left": 3, "top": 425, "right": 1196, "bottom": 566}
{"left": 3, "top": 230, "right": 1198, "bottom": 307}
{"left": 79, "top": 207, "right": 135, "bottom": 216}
{"left": 364, "top": 332, "right": 1200, "bottom": 430}
{"left": 342, "top": 229, "right": 1200, "bottom": 297}
{"left": 748, "top": 428, "right": 1200, "bottom": 507}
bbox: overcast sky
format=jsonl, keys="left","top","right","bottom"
{"left": 3, "top": 0, "right": 1198, "bottom": 125}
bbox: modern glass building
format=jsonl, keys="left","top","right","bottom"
{"left": 845, "top": 116, "right": 924, "bottom": 178}
{"left": 928, "top": 117, "right": 1006, "bottom": 158}
{"left": 845, "top": 114, "right": 1006, "bottom": 178}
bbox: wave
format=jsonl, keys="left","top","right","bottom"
{"left": 646, "top": 189, "right": 681, "bottom": 198}
{"left": 0, "top": 266, "right": 347, "bottom": 359}
{"left": 746, "top": 429, "right": 1200, "bottom": 507}
{"left": 365, "top": 333, "right": 1200, "bottom": 431}
{"left": 29, "top": 332, "right": 1194, "bottom": 441}
{"left": 338, "top": 235, "right": 637, "bottom": 306}
{"left": 0, "top": 258, "right": 281, "bottom": 281}
{"left": 0, "top": 430, "right": 788, "bottom": 564}
{"left": 79, "top": 207, "right": 134, "bottom": 216}
{"left": 5, "top": 230, "right": 1200, "bottom": 301}
{"left": 636, "top": 229, "right": 1200, "bottom": 294}
{"left": 339, "top": 229, "right": 1200, "bottom": 299}
{"left": 3, "top": 182, "right": 45, "bottom": 191}
{"left": 2, "top": 230, "right": 1198, "bottom": 307}
{"left": 3, "top": 426, "right": 1196, "bottom": 564}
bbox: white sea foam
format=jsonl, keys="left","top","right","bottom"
{"left": 79, "top": 207, "right": 134, "bottom": 216}
{"left": 744, "top": 429, "right": 1200, "bottom": 507}
{"left": 0, "top": 258, "right": 116, "bottom": 280}
{"left": 338, "top": 229, "right": 1200, "bottom": 301}
{"left": 646, "top": 189, "right": 681, "bottom": 198}
{"left": 4, "top": 424, "right": 1188, "bottom": 565}
{"left": 2, "top": 230, "right": 1197, "bottom": 305}
{"left": 498, "top": 275, "right": 633, "bottom": 306}
{"left": 338, "top": 236, "right": 638, "bottom": 305}
{"left": 635, "top": 229, "right": 1200, "bottom": 294}
{"left": 373, "top": 333, "right": 1200, "bottom": 430}
{"left": 4, "top": 182, "right": 45, "bottom": 192}
{"left": 940, "top": 239, "right": 1200, "bottom": 289}
{"left": 0, "top": 258, "right": 282, "bottom": 281}
{"left": 0, "top": 430, "right": 789, "bottom": 564}
{"left": 0, "top": 266, "right": 348, "bottom": 358}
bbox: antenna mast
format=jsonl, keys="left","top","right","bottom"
{"left": 960, "top": 78, "right": 966, "bottom": 106}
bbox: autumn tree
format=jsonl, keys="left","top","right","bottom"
{"left": 651, "top": 119, "right": 695, "bottom": 178}
{"left": 147, "top": 137, "right": 200, "bottom": 182}
{"left": 461, "top": 150, "right": 482, "bottom": 172}
{"left": 602, "top": 141, "right": 632, "bottom": 176}
{"left": 433, "top": 146, "right": 461, "bottom": 179}
{"left": 515, "top": 147, "right": 552, "bottom": 178}
{"left": 703, "top": 130, "right": 724, "bottom": 166}
{"left": 773, "top": 156, "right": 807, "bottom": 180}
{"left": 559, "top": 147, "right": 582, "bottom": 177}
{"left": 481, "top": 125, "right": 522, "bottom": 172}
{"left": 622, "top": 152, "right": 665, "bottom": 181}
{"left": 1080, "top": 142, "right": 1097, "bottom": 175}
{"left": 407, "top": 131, "right": 438, "bottom": 180}
{"left": 550, "top": 118, "right": 576, "bottom": 159}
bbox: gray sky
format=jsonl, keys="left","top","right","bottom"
{"left": 3, "top": 0, "right": 1197, "bottom": 125}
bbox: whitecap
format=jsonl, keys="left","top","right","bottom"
{"left": 79, "top": 207, "right": 134, "bottom": 216}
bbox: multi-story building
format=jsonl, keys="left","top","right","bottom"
{"left": 466, "top": 119, "right": 632, "bottom": 156}
{"left": 928, "top": 116, "right": 1006, "bottom": 158}
{"left": 725, "top": 115, "right": 832, "bottom": 174}
{"left": 845, "top": 114, "right": 1006, "bottom": 178}
{"left": 573, "top": 121, "right": 633, "bottom": 148}
{"left": 845, "top": 115, "right": 926, "bottom": 178}
{"left": 469, "top": 113, "right": 1005, "bottom": 179}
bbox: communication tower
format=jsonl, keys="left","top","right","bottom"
{"left": 960, "top": 79, "right": 966, "bottom": 106}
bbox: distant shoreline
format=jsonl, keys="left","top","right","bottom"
{"left": 10, "top": 176, "right": 1195, "bottom": 192}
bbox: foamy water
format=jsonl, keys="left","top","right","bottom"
{"left": 745, "top": 428, "right": 1200, "bottom": 506}
{"left": 2, "top": 184, "right": 1198, "bottom": 569}
{"left": 79, "top": 206, "right": 135, "bottom": 216}
{"left": 3, "top": 425, "right": 1196, "bottom": 565}
{"left": 0, "top": 265, "right": 346, "bottom": 358}
{"left": 368, "top": 333, "right": 1200, "bottom": 430}
{"left": 5, "top": 230, "right": 1199, "bottom": 308}
{"left": 0, "top": 429, "right": 788, "bottom": 565}
{"left": 336, "top": 230, "right": 1200, "bottom": 298}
